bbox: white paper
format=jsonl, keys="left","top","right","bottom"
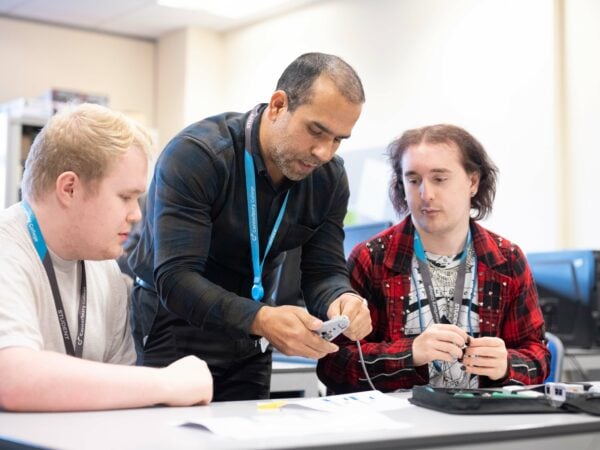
{"left": 179, "top": 391, "right": 413, "bottom": 440}
{"left": 284, "top": 390, "right": 412, "bottom": 412}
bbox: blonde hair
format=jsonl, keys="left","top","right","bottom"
{"left": 21, "top": 103, "right": 153, "bottom": 201}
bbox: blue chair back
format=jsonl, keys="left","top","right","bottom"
{"left": 545, "top": 332, "right": 564, "bottom": 383}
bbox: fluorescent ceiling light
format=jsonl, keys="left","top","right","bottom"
{"left": 156, "top": 0, "right": 299, "bottom": 19}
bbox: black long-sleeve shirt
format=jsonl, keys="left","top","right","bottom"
{"left": 129, "top": 105, "right": 354, "bottom": 342}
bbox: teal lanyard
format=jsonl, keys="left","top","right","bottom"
{"left": 412, "top": 227, "right": 477, "bottom": 335}
{"left": 244, "top": 106, "right": 290, "bottom": 301}
{"left": 21, "top": 201, "right": 87, "bottom": 357}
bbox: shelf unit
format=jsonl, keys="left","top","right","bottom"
{"left": 0, "top": 111, "right": 48, "bottom": 208}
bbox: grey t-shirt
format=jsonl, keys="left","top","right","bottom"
{"left": 0, "top": 203, "right": 135, "bottom": 364}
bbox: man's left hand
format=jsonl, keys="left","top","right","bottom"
{"left": 462, "top": 337, "right": 509, "bottom": 380}
{"left": 326, "top": 293, "right": 372, "bottom": 341}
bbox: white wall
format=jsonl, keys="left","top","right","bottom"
{"left": 564, "top": 0, "right": 600, "bottom": 249}
{"left": 156, "top": 27, "right": 226, "bottom": 149}
{"left": 0, "top": 17, "right": 155, "bottom": 126}
{"left": 221, "top": 0, "right": 558, "bottom": 251}
{"left": 184, "top": 28, "right": 225, "bottom": 126}
{"left": 156, "top": 29, "right": 187, "bottom": 149}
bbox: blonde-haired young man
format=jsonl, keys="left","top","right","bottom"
{"left": 0, "top": 103, "right": 213, "bottom": 411}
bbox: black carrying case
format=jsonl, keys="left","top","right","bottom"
{"left": 409, "top": 385, "right": 600, "bottom": 416}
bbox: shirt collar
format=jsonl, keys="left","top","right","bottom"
{"left": 384, "top": 215, "right": 508, "bottom": 273}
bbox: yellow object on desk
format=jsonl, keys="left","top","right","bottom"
{"left": 257, "top": 400, "right": 287, "bottom": 411}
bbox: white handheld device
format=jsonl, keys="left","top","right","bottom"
{"left": 317, "top": 315, "right": 350, "bottom": 341}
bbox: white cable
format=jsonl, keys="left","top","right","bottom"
{"left": 356, "top": 340, "right": 377, "bottom": 391}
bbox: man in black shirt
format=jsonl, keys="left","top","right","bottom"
{"left": 129, "top": 52, "right": 372, "bottom": 401}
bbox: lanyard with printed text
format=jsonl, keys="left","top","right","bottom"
{"left": 22, "top": 201, "right": 87, "bottom": 357}
{"left": 413, "top": 227, "right": 472, "bottom": 325}
{"left": 244, "top": 105, "right": 290, "bottom": 301}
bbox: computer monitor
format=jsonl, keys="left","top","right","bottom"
{"left": 343, "top": 221, "right": 393, "bottom": 259}
{"left": 527, "top": 250, "right": 600, "bottom": 348}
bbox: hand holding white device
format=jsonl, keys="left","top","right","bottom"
{"left": 317, "top": 315, "right": 350, "bottom": 341}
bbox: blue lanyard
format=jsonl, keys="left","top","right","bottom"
{"left": 244, "top": 106, "right": 290, "bottom": 302}
{"left": 21, "top": 201, "right": 87, "bottom": 357}
{"left": 412, "top": 227, "right": 477, "bottom": 336}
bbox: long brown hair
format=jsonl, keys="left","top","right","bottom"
{"left": 388, "top": 124, "right": 498, "bottom": 220}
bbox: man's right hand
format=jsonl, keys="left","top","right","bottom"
{"left": 411, "top": 323, "right": 469, "bottom": 366}
{"left": 250, "top": 305, "right": 339, "bottom": 359}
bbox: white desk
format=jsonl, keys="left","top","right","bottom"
{"left": 1, "top": 392, "right": 600, "bottom": 450}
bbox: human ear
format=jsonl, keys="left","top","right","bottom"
{"left": 55, "top": 171, "right": 79, "bottom": 205}
{"left": 469, "top": 172, "right": 480, "bottom": 196}
{"left": 266, "top": 90, "right": 288, "bottom": 121}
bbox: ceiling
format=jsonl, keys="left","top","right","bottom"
{"left": 0, "top": 0, "right": 321, "bottom": 40}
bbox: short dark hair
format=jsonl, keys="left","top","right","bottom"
{"left": 388, "top": 124, "right": 498, "bottom": 220}
{"left": 276, "top": 52, "right": 365, "bottom": 111}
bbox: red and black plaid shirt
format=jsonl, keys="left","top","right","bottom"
{"left": 317, "top": 216, "right": 550, "bottom": 394}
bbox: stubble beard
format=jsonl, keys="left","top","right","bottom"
{"left": 271, "top": 144, "right": 306, "bottom": 182}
